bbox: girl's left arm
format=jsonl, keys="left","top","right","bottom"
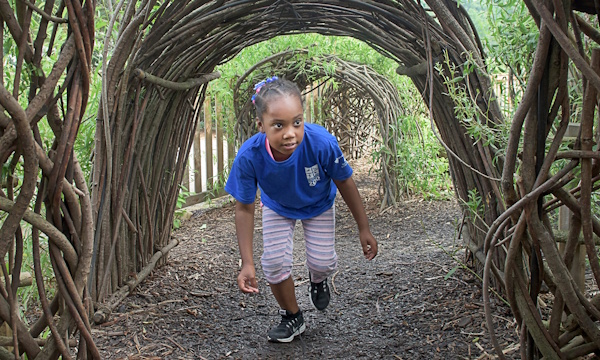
{"left": 334, "top": 177, "right": 378, "bottom": 260}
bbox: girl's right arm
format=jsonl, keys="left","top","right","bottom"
{"left": 235, "top": 201, "right": 259, "bottom": 293}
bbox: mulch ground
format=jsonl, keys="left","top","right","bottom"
{"left": 93, "top": 162, "right": 519, "bottom": 359}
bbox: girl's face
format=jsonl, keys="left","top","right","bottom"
{"left": 257, "top": 94, "right": 304, "bottom": 161}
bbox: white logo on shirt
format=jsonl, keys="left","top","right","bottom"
{"left": 305, "top": 165, "right": 320, "bottom": 186}
{"left": 335, "top": 155, "right": 348, "bottom": 167}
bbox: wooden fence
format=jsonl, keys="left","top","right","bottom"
{"left": 182, "top": 95, "right": 235, "bottom": 207}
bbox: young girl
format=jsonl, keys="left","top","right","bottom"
{"left": 225, "top": 77, "right": 377, "bottom": 343}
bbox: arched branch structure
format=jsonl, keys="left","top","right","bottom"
{"left": 232, "top": 50, "right": 404, "bottom": 207}
{"left": 322, "top": 85, "right": 378, "bottom": 161}
{"left": 321, "top": 84, "right": 379, "bottom": 160}
{"left": 93, "top": 0, "right": 503, "bottom": 338}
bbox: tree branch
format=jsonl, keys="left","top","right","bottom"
{"left": 133, "top": 69, "right": 221, "bottom": 91}
{"left": 17, "top": 0, "right": 68, "bottom": 23}
{"left": 0, "top": 197, "right": 78, "bottom": 269}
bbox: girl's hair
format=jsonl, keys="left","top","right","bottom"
{"left": 252, "top": 77, "right": 303, "bottom": 119}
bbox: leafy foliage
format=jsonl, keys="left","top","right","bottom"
{"left": 482, "top": 0, "right": 538, "bottom": 76}
{"left": 436, "top": 51, "right": 510, "bottom": 152}
{"left": 384, "top": 113, "right": 452, "bottom": 200}
{"left": 464, "top": 0, "right": 539, "bottom": 119}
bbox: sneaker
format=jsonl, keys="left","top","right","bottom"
{"left": 309, "top": 275, "right": 330, "bottom": 310}
{"left": 267, "top": 309, "right": 305, "bottom": 343}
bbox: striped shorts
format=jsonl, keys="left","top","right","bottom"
{"left": 261, "top": 205, "right": 337, "bottom": 284}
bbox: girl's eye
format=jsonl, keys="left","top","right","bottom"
{"left": 274, "top": 123, "right": 282, "bottom": 129}
{"left": 294, "top": 119, "right": 302, "bottom": 126}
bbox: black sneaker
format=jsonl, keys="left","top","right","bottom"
{"left": 309, "top": 275, "right": 330, "bottom": 310}
{"left": 267, "top": 309, "right": 305, "bottom": 343}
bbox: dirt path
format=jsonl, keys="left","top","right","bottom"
{"left": 93, "top": 167, "right": 518, "bottom": 359}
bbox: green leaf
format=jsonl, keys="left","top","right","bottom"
{"left": 444, "top": 265, "right": 460, "bottom": 280}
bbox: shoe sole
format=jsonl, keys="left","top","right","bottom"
{"left": 267, "top": 323, "right": 306, "bottom": 343}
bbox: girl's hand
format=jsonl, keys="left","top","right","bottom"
{"left": 360, "top": 230, "right": 378, "bottom": 260}
{"left": 238, "top": 264, "right": 259, "bottom": 293}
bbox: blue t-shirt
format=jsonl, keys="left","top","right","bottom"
{"left": 225, "top": 123, "right": 353, "bottom": 219}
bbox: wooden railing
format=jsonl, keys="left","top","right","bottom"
{"left": 182, "top": 95, "right": 235, "bottom": 207}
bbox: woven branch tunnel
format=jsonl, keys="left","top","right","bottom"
{"left": 2, "top": 0, "right": 600, "bottom": 358}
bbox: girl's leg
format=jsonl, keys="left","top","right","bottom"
{"left": 261, "top": 206, "right": 299, "bottom": 313}
{"left": 302, "top": 205, "right": 337, "bottom": 283}
{"left": 269, "top": 277, "right": 299, "bottom": 314}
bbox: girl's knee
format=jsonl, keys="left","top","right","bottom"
{"left": 307, "top": 260, "right": 337, "bottom": 284}
{"left": 306, "top": 256, "right": 337, "bottom": 274}
{"left": 263, "top": 265, "right": 292, "bottom": 284}
{"left": 261, "top": 252, "right": 293, "bottom": 284}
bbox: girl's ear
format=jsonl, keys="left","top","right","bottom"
{"left": 256, "top": 117, "right": 264, "bottom": 133}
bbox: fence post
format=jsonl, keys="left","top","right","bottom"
{"left": 204, "top": 96, "right": 213, "bottom": 190}
{"left": 312, "top": 82, "right": 318, "bottom": 123}
{"left": 194, "top": 106, "right": 203, "bottom": 193}
{"left": 216, "top": 98, "right": 224, "bottom": 178}
{"left": 182, "top": 162, "right": 190, "bottom": 191}
{"left": 228, "top": 120, "right": 236, "bottom": 166}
